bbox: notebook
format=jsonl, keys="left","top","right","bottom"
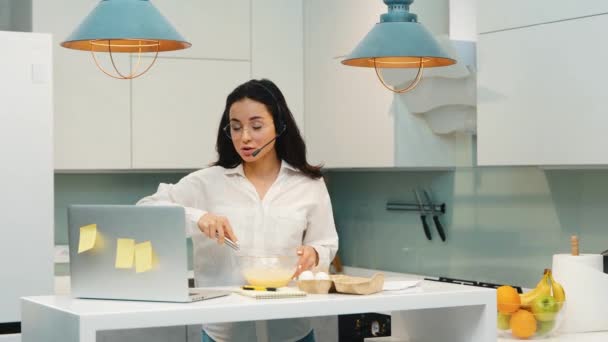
{"left": 236, "top": 287, "right": 307, "bottom": 299}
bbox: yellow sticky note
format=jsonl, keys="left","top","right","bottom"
{"left": 78, "top": 224, "right": 97, "bottom": 253}
{"left": 134, "top": 241, "right": 154, "bottom": 273}
{"left": 115, "top": 238, "right": 135, "bottom": 269}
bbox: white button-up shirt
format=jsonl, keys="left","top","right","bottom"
{"left": 137, "top": 161, "right": 338, "bottom": 342}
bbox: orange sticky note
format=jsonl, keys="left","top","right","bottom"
{"left": 115, "top": 238, "right": 135, "bottom": 269}
{"left": 134, "top": 241, "right": 153, "bottom": 273}
{"left": 78, "top": 224, "right": 97, "bottom": 253}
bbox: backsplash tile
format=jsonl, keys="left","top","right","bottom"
{"left": 54, "top": 168, "right": 608, "bottom": 287}
{"left": 326, "top": 168, "right": 608, "bottom": 288}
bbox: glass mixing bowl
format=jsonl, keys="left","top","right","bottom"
{"left": 238, "top": 253, "right": 299, "bottom": 288}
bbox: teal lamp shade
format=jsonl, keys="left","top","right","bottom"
{"left": 342, "top": 22, "right": 455, "bottom": 68}
{"left": 342, "top": 0, "right": 455, "bottom": 92}
{"left": 61, "top": 0, "right": 191, "bottom": 53}
{"left": 342, "top": 0, "right": 454, "bottom": 68}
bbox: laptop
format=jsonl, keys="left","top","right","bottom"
{"left": 67, "top": 205, "right": 229, "bottom": 302}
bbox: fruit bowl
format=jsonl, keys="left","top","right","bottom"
{"left": 237, "top": 253, "right": 299, "bottom": 288}
{"left": 497, "top": 270, "right": 567, "bottom": 339}
{"left": 497, "top": 301, "right": 566, "bottom": 339}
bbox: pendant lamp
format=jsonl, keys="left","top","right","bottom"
{"left": 342, "top": 0, "right": 456, "bottom": 93}
{"left": 61, "top": 0, "right": 191, "bottom": 79}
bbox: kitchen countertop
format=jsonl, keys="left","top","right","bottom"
{"left": 498, "top": 331, "right": 608, "bottom": 342}
{"left": 51, "top": 267, "right": 608, "bottom": 342}
{"left": 344, "top": 267, "right": 608, "bottom": 342}
{"left": 31, "top": 266, "right": 495, "bottom": 342}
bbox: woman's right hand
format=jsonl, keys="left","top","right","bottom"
{"left": 197, "top": 213, "right": 238, "bottom": 245}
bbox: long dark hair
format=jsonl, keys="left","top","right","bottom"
{"left": 213, "top": 79, "right": 322, "bottom": 179}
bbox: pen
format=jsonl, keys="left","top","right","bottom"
{"left": 242, "top": 285, "right": 277, "bottom": 291}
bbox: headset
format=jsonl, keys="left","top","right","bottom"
{"left": 223, "top": 80, "right": 287, "bottom": 157}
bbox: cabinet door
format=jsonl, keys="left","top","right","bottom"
{"left": 252, "top": 0, "right": 304, "bottom": 129}
{"left": 304, "top": 0, "right": 451, "bottom": 168}
{"left": 479, "top": 0, "right": 608, "bottom": 33}
{"left": 478, "top": 14, "right": 608, "bottom": 166}
{"left": 151, "top": 0, "right": 250, "bottom": 60}
{"left": 304, "top": 0, "right": 396, "bottom": 168}
{"left": 131, "top": 58, "right": 250, "bottom": 169}
{"left": 33, "top": 0, "right": 131, "bottom": 170}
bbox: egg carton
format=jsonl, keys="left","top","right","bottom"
{"left": 297, "top": 273, "right": 385, "bottom": 295}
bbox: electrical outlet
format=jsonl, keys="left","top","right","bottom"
{"left": 54, "top": 245, "right": 70, "bottom": 263}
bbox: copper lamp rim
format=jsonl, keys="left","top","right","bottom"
{"left": 341, "top": 56, "right": 456, "bottom": 68}
{"left": 60, "top": 38, "right": 192, "bottom": 52}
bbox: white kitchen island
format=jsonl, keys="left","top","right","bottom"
{"left": 21, "top": 277, "right": 496, "bottom": 342}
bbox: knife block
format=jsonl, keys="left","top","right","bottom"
{"left": 552, "top": 254, "right": 608, "bottom": 333}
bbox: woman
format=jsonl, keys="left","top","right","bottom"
{"left": 138, "top": 79, "right": 339, "bottom": 342}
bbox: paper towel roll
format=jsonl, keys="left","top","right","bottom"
{"left": 552, "top": 254, "right": 608, "bottom": 333}
{"left": 553, "top": 254, "right": 603, "bottom": 272}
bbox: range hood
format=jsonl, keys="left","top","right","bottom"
{"left": 384, "top": 0, "right": 477, "bottom": 168}
{"left": 383, "top": 36, "right": 477, "bottom": 135}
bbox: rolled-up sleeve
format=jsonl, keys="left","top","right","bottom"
{"left": 304, "top": 179, "right": 339, "bottom": 269}
{"left": 137, "top": 172, "right": 206, "bottom": 237}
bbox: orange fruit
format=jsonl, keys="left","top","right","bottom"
{"left": 497, "top": 285, "right": 521, "bottom": 314}
{"left": 510, "top": 309, "right": 537, "bottom": 339}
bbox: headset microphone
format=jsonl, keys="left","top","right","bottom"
{"left": 252, "top": 124, "right": 286, "bottom": 157}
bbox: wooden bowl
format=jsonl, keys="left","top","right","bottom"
{"left": 296, "top": 279, "right": 333, "bottom": 294}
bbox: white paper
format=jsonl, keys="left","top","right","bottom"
{"left": 383, "top": 280, "right": 423, "bottom": 291}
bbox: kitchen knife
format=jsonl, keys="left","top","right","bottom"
{"left": 423, "top": 190, "right": 446, "bottom": 242}
{"left": 413, "top": 190, "right": 432, "bottom": 240}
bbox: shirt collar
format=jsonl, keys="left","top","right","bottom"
{"left": 223, "top": 163, "right": 245, "bottom": 176}
{"left": 281, "top": 161, "right": 299, "bottom": 173}
{"left": 223, "top": 161, "right": 299, "bottom": 176}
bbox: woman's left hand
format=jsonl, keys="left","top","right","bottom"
{"left": 293, "top": 245, "right": 319, "bottom": 279}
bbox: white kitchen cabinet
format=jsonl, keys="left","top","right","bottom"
{"left": 477, "top": 14, "right": 608, "bottom": 166}
{"left": 35, "top": 0, "right": 311, "bottom": 170}
{"left": 33, "top": 0, "right": 131, "bottom": 170}
{"left": 304, "top": 0, "right": 395, "bottom": 168}
{"left": 132, "top": 0, "right": 307, "bottom": 170}
{"left": 33, "top": 0, "right": 250, "bottom": 170}
{"left": 131, "top": 58, "right": 250, "bottom": 169}
{"left": 251, "top": 0, "right": 304, "bottom": 129}
{"left": 150, "top": 0, "right": 250, "bottom": 60}
{"left": 304, "top": 0, "right": 460, "bottom": 168}
{"left": 478, "top": 0, "right": 608, "bottom": 33}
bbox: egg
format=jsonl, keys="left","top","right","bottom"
{"left": 298, "top": 270, "right": 315, "bottom": 280}
{"left": 314, "top": 272, "right": 330, "bottom": 280}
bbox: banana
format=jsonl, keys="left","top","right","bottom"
{"left": 519, "top": 272, "right": 551, "bottom": 307}
{"left": 548, "top": 272, "right": 566, "bottom": 310}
